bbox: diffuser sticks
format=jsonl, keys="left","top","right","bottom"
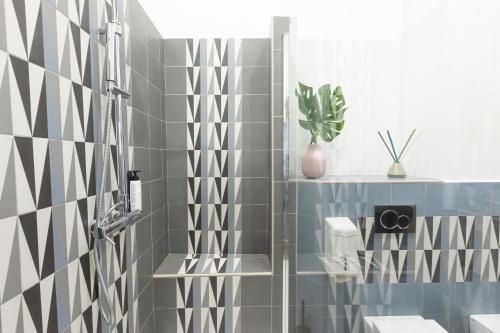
{"left": 377, "top": 129, "right": 416, "bottom": 163}
{"left": 378, "top": 129, "right": 417, "bottom": 178}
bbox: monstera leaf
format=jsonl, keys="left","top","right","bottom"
{"left": 296, "top": 82, "right": 348, "bottom": 144}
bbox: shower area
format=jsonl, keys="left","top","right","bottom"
{"left": 0, "top": 0, "right": 500, "bottom": 332}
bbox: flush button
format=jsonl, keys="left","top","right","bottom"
{"left": 375, "top": 205, "right": 416, "bottom": 233}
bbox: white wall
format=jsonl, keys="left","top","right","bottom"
{"left": 138, "top": 0, "right": 500, "bottom": 180}
{"left": 137, "top": 0, "right": 401, "bottom": 38}
{"left": 292, "top": 0, "right": 500, "bottom": 180}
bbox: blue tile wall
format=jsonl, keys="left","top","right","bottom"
{"left": 292, "top": 180, "right": 500, "bottom": 333}
{"left": 303, "top": 181, "right": 496, "bottom": 219}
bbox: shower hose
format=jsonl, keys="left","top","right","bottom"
{"left": 93, "top": 93, "right": 115, "bottom": 327}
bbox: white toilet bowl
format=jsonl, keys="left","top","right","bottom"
{"left": 323, "top": 217, "right": 361, "bottom": 281}
{"left": 364, "top": 315, "right": 447, "bottom": 333}
{"left": 470, "top": 314, "right": 500, "bottom": 333}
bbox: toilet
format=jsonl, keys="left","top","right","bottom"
{"left": 470, "top": 314, "right": 500, "bottom": 333}
{"left": 323, "top": 217, "right": 361, "bottom": 281}
{"left": 364, "top": 316, "right": 447, "bottom": 333}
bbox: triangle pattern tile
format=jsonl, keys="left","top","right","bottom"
{"left": 0, "top": 135, "right": 17, "bottom": 218}
{"left": 23, "top": 283, "right": 42, "bottom": 333}
{"left": 0, "top": 0, "right": 6, "bottom": 51}
{"left": 483, "top": 217, "right": 499, "bottom": 249}
{"left": 2, "top": 221, "right": 23, "bottom": 303}
{"left": 27, "top": 1, "right": 44, "bottom": 67}
{"left": 85, "top": 143, "right": 95, "bottom": 196}
{"left": 62, "top": 141, "right": 76, "bottom": 202}
{"left": 79, "top": 0, "right": 90, "bottom": 34}
{"left": 9, "top": 56, "right": 31, "bottom": 136}
{"left": 19, "top": 212, "right": 39, "bottom": 278}
{"left": 81, "top": 87, "right": 92, "bottom": 141}
{"left": 59, "top": 76, "right": 73, "bottom": 140}
{"left": 16, "top": 216, "right": 39, "bottom": 293}
{"left": 67, "top": 0, "right": 79, "bottom": 25}
{"left": 56, "top": 10, "right": 71, "bottom": 81}
{"left": 39, "top": 273, "right": 58, "bottom": 333}
{"left": 36, "top": 208, "right": 55, "bottom": 279}
{"left": 81, "top": 35, "right": 91, "bottom": 88}
{"left": 48, "top": 140, "right": 65, "bottom": 205}
{"left": 479, "top": 249, "right": 497, "bottom": 282}
{"left": 449, "top": 216, "right": 466, "bottom": 250}
{"left": 4, "top": 0, "right": 27, "bottom": 60}
{"left": 0, "top": 294, "right": 23, "bottom": 333}
{"left": 14, "top": 137, "right": 36, "bottom": 214}
{"left": 30, "top": 65, "right": 48, "bottom": 138}
{"left": 72, "top": 83, "right": 85, "bottom": 142}
{"left": 40, "top": 0, "right": 57, "bottom": 75}
{"left": 0, "top": 216, "right": 18, "bottom": 303}
{"left": 68, "top": 21, "right": 82, "bottom": 84}
{"left": 0, "top": 51, "right": 13, "bottom": 135}
{"left": 55, "top": 264, "right": 71, "bottom": 332}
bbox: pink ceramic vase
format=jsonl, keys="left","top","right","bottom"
{"left": 302, "top": 144, "right": 327, "bottom": 178}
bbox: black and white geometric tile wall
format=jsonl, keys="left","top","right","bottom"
{"left": 0, "top": 0, "right": 167, "bottom": 332}
{"left": 185, "top": 38, "right": 243, "bottom": 256}
{"left": 165, "top": 38, "right": 271, "bottom": 257}
{"left": 161, "top": 37, "right": 273, "bottom": 333}
{"left": 356, "top": 216, "right": 500, "bottom": 284}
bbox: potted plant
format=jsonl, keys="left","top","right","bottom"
{"left": 296, "top": 82, "right": 348, "bottom": 178}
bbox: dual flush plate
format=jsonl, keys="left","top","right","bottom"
{"left": 374, "top": 205, "right": 416, "bottom": 233}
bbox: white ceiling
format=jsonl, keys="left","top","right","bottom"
{"left": 137, "top": 0, "right": 403, "bottom": 39}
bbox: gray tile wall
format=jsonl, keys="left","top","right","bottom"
{"left": 0, "top": 0, "right": 167, "bottom": 331}
{"left": 154, "top": 275, "right": 274, "bottom": 332}
{"left": 156, "top": 37, "right": 275, "bottom": 333}
{"left": 127, "top": 1, "right": 169, "bottom": 332}
{"left": 163, "top": 38, "right": 272, "bottom": 256}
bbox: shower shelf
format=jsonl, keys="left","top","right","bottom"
{"left": 290, "top": 175, "right": 441, "bottom": 184}
{"left": 153, "top": 253, "right": 272, "bottom": 278}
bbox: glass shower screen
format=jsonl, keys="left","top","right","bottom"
{"left": 284, "top": 2, "right": 500, "bottom": 332}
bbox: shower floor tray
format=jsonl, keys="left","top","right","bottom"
{"left": 153, "top": 253, "right": 272, "bottom": 278}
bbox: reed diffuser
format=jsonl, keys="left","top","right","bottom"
{"left": 377, "top": 129, "right": 416, "bottom": 178}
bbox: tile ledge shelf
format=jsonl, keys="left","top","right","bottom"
{"left": 153, "top": 253, "right": 272, "bottom": 278}
{"left": 290, "top": 175, "right": 441, "bottom": 184}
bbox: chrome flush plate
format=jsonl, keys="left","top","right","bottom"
{"left": 374, "top": 205, "right": 416, "bottom": 233}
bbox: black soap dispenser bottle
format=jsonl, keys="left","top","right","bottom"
{"left": 127, "top": 170, "right": 142, "bottom": 212}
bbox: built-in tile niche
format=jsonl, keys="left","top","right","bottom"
{"left": 154, "top": 37, "right": 274, "bottom": 333}
{"left": 161, "top": 38, "right": 273, "bottom": 273}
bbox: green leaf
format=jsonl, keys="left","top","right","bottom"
{"left": 296, "top": 82, "right": 315, "bottom": 120}
{"left": 318, "top": 84, "right": 332, "bottom": 118}
{"left": 313, "top": 95, "right": 323, "bottom": 122}
{"left": 296, "top": 91, "right": 310, "bottom": 117}
{"left": 296, "top": 82, "right": 348, "bottom": 144}
{"left": 299, "top": 120, "right": 315, "bottom": 131}
{"left": 321, "top": 124, "right": 334, "bottom": 142}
